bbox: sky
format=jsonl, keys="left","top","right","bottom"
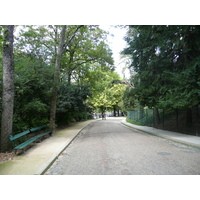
{"left": 100, "top": 25, "right": 130, "bottom": 79}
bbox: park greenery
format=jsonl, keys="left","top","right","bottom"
{"left": 1, "top": 25, "right": 200, "bottom": 152}
{"left": 122, "top": 25, "right": 200, "bottom": 131}
{"left": 0, "top": 25, "right": 126, "bottom": 152}
{"left": 122, "top": 25, "right": 200, "bottom": 111}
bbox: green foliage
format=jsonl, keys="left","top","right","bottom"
{"left": 121, "top": 87, "right": 136, "bottom": 111}
{"left": 127, "top": 109, "right": 154, "bottom": 126}
{"left": 0, "top": 25, "right": 116, "bottom": 137}
{"left": 56, "top": 83, "right": 92, "bottom": 125}
{"left": 122, "top": 25, "right": 200, "bottom": 110}
{"left": 12, "top": 52, "right": 53, "bottom": 133}
{"left": 86, "top": 68, "right": 125, "bottom": 113}
{"left": 60, "top": 25, "right": 114, "bottom": 84}
{"left": 126, "top": 118, "right": 144, "bottom": 126}
{"left": 0, "top": 26, "right": 4, "bottom": 50}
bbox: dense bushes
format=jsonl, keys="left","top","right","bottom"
{"left": 0, "top": 25, "right": 117, "bottom": 152}
{"left": 56, "top": 83, "right": 92, "bottom": 125}
{"left": 0, "top": 52, "right": 93, "bottom": 134}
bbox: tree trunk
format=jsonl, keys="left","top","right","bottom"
{"left": 0, "top": 25, "right": 14, "bottom": 152}
{"left": 67, "top": 71, "right": 71, "bottom": 84}
{"left": 50, "top": 25, "right": 66, "bottom": 133}
{"left": 113, "top": 106, "right": 116, "bottom": 117}
{"left": 153, "top": 107, "right": 160, "bottom": 126}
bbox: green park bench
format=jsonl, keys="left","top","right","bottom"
{"left": 9, "top": 125, "right": 52, "bottom": 154}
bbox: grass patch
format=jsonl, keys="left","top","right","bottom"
{"left": 126, "top": 118, "right": 145, "bottom": 126}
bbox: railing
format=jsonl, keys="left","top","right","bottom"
{"left": 127, "top": 105, "right": 200, "bottom": 136}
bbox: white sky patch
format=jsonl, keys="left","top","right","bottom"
{"left": 100, "top": 25, "right": 130, "bottom": 79}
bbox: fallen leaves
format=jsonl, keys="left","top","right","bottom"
{"left": 0, "top": 152, "right": 15, "bottom": 164}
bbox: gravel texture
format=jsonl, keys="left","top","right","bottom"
{"left": 45, "top": 118, "right": 200, "bottom": 175}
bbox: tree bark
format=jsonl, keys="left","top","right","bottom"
{"left": 153, "top": 107, "right": 160, "bottom": 126}
{"left": 113, "top": 106, "right": 116, "bottom": 117}
{"left": 0, "top": 25, "right": 14, "bottom": 152}
{"left": 50, "top": 25, "right": 66, "bottom": 133}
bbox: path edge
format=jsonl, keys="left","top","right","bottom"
{"left": 34, "top": 121, "right": 94, "bottom": 175}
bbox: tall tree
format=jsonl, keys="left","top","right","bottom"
{"left": 86, "top": 69, "right": 125, "bottom": 114}
{"left": 122, "top": 25, "right": 200, "bottom": 110}
{"left": 10, "top": 25, "right": 114, "bottom": 134}
{"left": 50, "top": 25, "right": 66, "bottom": 133}
{"left": 0, "top": 25, "right": 14, "bottom": 152}
{"left": 61, "top": 26, "right": 114, "bottom": 84}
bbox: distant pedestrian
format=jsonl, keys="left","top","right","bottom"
{"left": 102, "top": 113, "right": 106, "bottom": 120}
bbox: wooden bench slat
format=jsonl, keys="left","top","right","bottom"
{"left": 14, "top": 130, "right": 51, "bottom": 150}
{"left": 14, "top": 137, "right": 37, "bottom": 150}
{"left": 9, "top": 130, "right": 31, "bottom": 141}
{"left": 36, "top": 131, "right": 52, "bottom": 138}
{"left": 30, "top": 125, "right": 46, "bottom": 132}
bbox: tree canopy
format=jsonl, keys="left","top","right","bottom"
{"left": 86, "top": 69, "right": 126, "bottom": 114}
{"left": 0, "top": 25, "right": 126, "bottom": 152}
{"left": 1, "top": 24, "right": 200, "bottom": 152}
{"left": 122, "top": 25, "right": 200, "bottom": 110}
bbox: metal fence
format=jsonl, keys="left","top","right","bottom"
{"left": 127, "top": 105, "right": 200, "bottom": 136}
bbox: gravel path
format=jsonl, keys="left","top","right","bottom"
{"left": 45, "top": 118, "right": 200, "bottom": 175}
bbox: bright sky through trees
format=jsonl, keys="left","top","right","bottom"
{"left": 100, "top": 25, "right": 129, "bottom": 78}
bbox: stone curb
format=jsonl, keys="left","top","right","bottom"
{"left": 34, "top": 122, "right": 94, "bottom": 175}
{"left": 121, "top": 119, "right": 200, "bottom": 149}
